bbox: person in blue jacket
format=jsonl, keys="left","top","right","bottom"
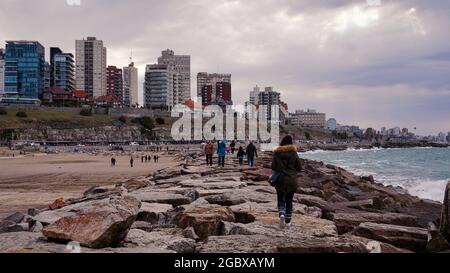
{"left": 217, "top": 139, "right": 227, "bottom": 167}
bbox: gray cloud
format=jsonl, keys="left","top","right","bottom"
{"left": 0, "top": 0, "right": 449, "bottom": 134}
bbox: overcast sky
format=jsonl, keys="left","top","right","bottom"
{"left": 1, "top": 0, "right": 449, "bottom": 135}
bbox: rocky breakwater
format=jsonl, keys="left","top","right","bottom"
{"left": 0, "top": 151, "right": 449, "bottom": 253}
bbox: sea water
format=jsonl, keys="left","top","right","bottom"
{"left": 299, "top": 147, "right": 450, "bottom": 202}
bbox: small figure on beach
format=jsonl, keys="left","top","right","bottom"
{"left": 271, "top": 135, "right": 302, "bottom": 230}
{"left": 246, "top": 141, "right": 258, "bottom": 167}
{"left": 226, "top": 142, "right": 231, "bottom": 155}
{"left": 141, "top": 156, "right": 144, "bottom": 163}
{"left": 217, "top": 139, "right": 226, "bottom": 168}
{"left": 237, "top": 146, "right": 245, "bottom": 165}
{"left": 204, "top": 141, "right": 214, "bottom": 166}
{"left": 130, "top": 157, "right": 134, "bottom": 168}
{"left": 111, "top": 157, "right": 116, "bottom": 167}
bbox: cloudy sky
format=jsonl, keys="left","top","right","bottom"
{"left": 1, "top": 0, "right": 449, "bottom": 135}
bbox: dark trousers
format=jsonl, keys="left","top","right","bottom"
{"left": 277, "top": 191, "right": 295, "bottom": 224}
{"left": 218, "top": 156, "right": 225, "bottom": 167}
{"left": 238, "top": 157, "right": 244, "bottom": 165}
{"left": 206, "top": 154, "right": 213, "bottom": 166}
{"left": 248, "top": 156, "right": 255, "bottom": 167}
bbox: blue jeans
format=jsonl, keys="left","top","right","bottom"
{"left": 218, "top": 156, "right": 225, "bottom": 167}
{"left": 238, "top": 157, "right": 244, "bottom": 165}
{"left": 248, "top": 156, "right": 254, "bottom": 167}
{"left": 277, "top": 191, "right": 295, "bottom": 224}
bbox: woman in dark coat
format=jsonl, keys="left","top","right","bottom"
{"left": 271, "top": 135, "right": 302, "bottom": 229}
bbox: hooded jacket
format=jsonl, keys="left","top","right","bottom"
{"left": 217, "top": 140, "right": 226, "bottom": 156}
{"left": 204, "top": 143, "right": 214, "bottom": 155}
{"left": 271, "top": 144, "right": 302, "bottom": 193}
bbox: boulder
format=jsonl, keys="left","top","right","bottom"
{"left": 4, "top": 212, "right": 26, "bottom": 224}
{"left": 130, "top": 191, "right": 192, "bottom": 206}
{"left": 204, "top": 193, "right": 247, "bottom": 206}
{"left": 353, "top": 222, "right": 428, "bottom": 252}
{"left": 177, "top": 205, "right": 235, "bottom": 240}
{"left": 124, "top": 228, "right": 196, "bottom": 253}
{"left": 440, "top": 181, "right": 450, "bottom": 241}
{"left": 198, "top": 234, "right": 409, "bottom": 253}
{"left": 329, "top": 212, "right": 419, "bottom": 234}
{"left": 182, "top": 227, "right": 200, "bottom": 241}
{"left": 426, "top": 229, "right": 450, "bottom": 253}
{"left": 42, "top": 195, "right": 141, "bottom": 249}
{"left": 137, "top": 203, "right": 173, "bottom": 224}
{"left": 0, "top": 220, "right": 26, "bottom": 233}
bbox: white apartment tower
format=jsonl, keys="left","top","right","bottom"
{"left": 75, "top": 37, "right": 107, "bottom": 98}
{"left": 123, "top": 62, "right": 139, "bottom": 107}
{"left": 157, "top": 49, "right": 190, "bottom": 104}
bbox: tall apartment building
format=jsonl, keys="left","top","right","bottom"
{"left": 258, "top": 87, "right": 280, "bottom": 120}
{"left": 4, "top": 41, "right": 45, "bottom": 99}
{"left": 249, "top": 85, "right": 261, "bottom": 105}
{"left": 144, "top": 64, "right": 181, "bottom": 110}
{"left": 106, "top": 66, "right": 123, "bottom": 99}
{"left": 291, "top": 109, "right": 326, "bottom": 128}
{"left": 0, "top": 48, "right": 4, "bottom": 94}
{"left": 44, "top": 62, "right": 51, "bottom": 91}
{"left": 197, "top": 72, "right": 232, "bottom": 103}
{"left": 158, "top": 49, "right": 190, "bottom": 104}
{"left": 50, "top": 47, "right": 62, "bottom": 87}
{"left": 75, "top": 37, "right": 107, "bottom": 98}
{"left": 53, "top": 52, "right": 75, "bottom": 91}
{"left": 123, "top": 62, "right": 139, "bottom": 107}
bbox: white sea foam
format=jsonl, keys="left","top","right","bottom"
{"left": 407, "top": 179, "right": 448, "bottom": 202}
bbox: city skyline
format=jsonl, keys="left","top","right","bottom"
{"left": 0, "top": 0, "right": 449, "bottom": 134}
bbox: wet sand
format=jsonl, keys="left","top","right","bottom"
{"left": 0, "top": 152, "right": 178, "bottom": 217}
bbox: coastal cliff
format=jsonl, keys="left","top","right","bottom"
{"left": 0, "top": 150, "right": 449, "bottom": 253}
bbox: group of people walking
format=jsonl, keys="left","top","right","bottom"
{"left": 111, "top": 154, "right": 160, "bottom": 168}
{"left": 203, "top": 135, "right": 302, "bottom": 230}
{"left": 203, "top": 140, "right": 258, "bottom": 168}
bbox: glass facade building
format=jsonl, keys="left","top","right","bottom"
{"left": 53, "top": 53, "right": 75, "bottom": 91}
{"left": 4, "top": 41, "right": 45, "bottom": 98}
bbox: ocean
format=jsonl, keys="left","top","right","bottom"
{"left": 299, "top": 147, "right": 450, "bottom": 202}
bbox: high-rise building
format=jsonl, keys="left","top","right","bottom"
{"left": 106, "top": 66, "right": 123, "bottom": 99}
{"left": 0, "top": 48, "right": 4, "bottom": 94}
{"left": 123, "top": 62, "right": 138, "bottom": 107}
{"left": 144, "top": 64, "right": 175, "bottom": 110}
{"left": 53, "top": 53, "right": 75, "bottom": 91}
{"left": 258, "top": 87, "right": 280, "bottom": 120}
{"left": 249, "top": 85, "right": 261, "bottom": 105}
{"left": 4, "top": 41, "right": 45, "bottom": 99}
{"left": 50, "top": 47, "right": 62, "bottom": 87}
{"left": 197, "top": 72, "right": 232, "bottom": 103}
{"left": 158, "top": 49, "right": 190, "bottom": 104}
{"left": 215, "top": 81, "right": 232, "bottom": 108}
{"left": 201, "top": 85, "right": 213, "bottom": 106}
{"left": 44, "top": 62, "right": 51, "bottom": 91}
{"left": 75, "top": 37, "right": 107, "bottom": 98}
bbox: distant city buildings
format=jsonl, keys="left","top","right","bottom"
{"left": 4, "top": 41, "right": 46, "bottom": 101}
{"left": 44, "top": 62, "right": 51, "bottom": 91}
{"left": 157, "top": 49, "right": 190, "bottom": 105}
{"left": 75, "top": 37, "right": 107, "bottom": 98}
{"left": 291, "top": 109, "right": 326, "bottom": 128}
{"left": 106, "top": 66, "right": 123, "bottom": 99}
{"left": 249, "top": 85, "right": 261, "bottom": 105}
{"left": 50, "top": 47, "right": 63, "bottom": 87}
{"left": 447, "top": 132, "right": 450, "bottom": 143}
{"left": 197, "top": 72, "right": 232, "bottom": 106}
{"left": 0, "top": 48, "right": 4, "bottom": 94}
{"left": 123, "top": 62, "right": 138, "bottom": 107}
{"left": 258, "top": 87, "right": 280, "bottom": 120}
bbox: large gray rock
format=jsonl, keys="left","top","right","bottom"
{"left": 198, "top": 234, "right": 409, "bottom": 253}
{"left": 42, "top": 195, "right": 141, "bottom": 249}
{"left": 353, "top": 222, "right": 428, "bottom": 252}
{"left": 137, "top": 203, "right": 173, "bottom": 224}
{"left": 124, "top": 228, "right": 196, "bottom": 253}
{"left": 130, "top": 191, "right": 192, "bottom": 206}
{"left": 329, "top": 212, "right": 419, "bottom": 234}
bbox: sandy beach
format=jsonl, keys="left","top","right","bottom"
{"left": 0, "top": 152, "right": 178, "bottom": 217}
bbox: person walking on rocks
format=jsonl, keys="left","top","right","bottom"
{"left": 271, "top": 135, "right": 302, "bottom": 229}
{"left": 111, "top": 157, "right": 116, "bottom": 167}
{"left": 204, "top": 141, "right": 214, "bottom": 166}
{"left": 246, "top": 141, "right": 258, "bottom": 167}
{"left": 217, "top": 139, "right": 226, "bottom": 168}
{"left": 231, "top": 140, "right": 236, "bottom": 154}
{"left": 237, "top": 146, "right": 245, "bottom": 165}
{"left": 130, "top": 157, "right": 134, "bottom": 168}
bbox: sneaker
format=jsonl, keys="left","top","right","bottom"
{"left": 285, "top": 222, "right": 292, "bottom": 229}
{"left": 279, "top": 215, "right": 286, "bottom": 229}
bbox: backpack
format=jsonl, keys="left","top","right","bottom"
{"left": 268, "top": 171, "right": 283, "bottom": 187}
